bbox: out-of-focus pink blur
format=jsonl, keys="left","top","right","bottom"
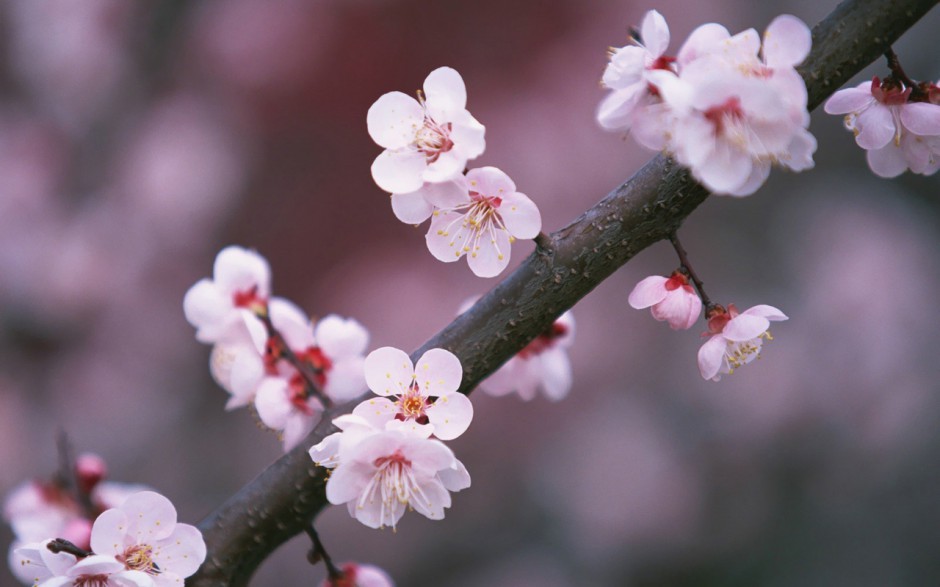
{"left": 1, "top": 0, "right": 939, "bottom": 585}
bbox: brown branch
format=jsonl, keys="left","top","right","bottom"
{"left": 190, "top": 0, "right": 939, "bottom": 584}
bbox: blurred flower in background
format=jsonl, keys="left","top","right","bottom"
{"left": 1, "top": 0, "right": 939, "bottom": 585}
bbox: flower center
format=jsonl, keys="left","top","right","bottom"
{"left": 415, "top": 118, "right": 454, "bottom": 163}
{"left": 396, "top": 384, "right": 430, "bottom": 424}
{"left": 360, "top": 449, "right": 434, "bottom": 528}
{"left": 725, "top": 331, "right": 773, "bottom": 372}
{"left": 120, "top": 543, "right": 159, "bottom": 575}
{"left": 232, "top": 286, "right": 266, "bottom": 312}
{"left": 704, "top": 96, "right": 745, "bottom": 136}
{"left": 75, "top": 575, "right": 110, "bottom": 587}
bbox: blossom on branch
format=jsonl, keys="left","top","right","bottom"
{"left": 13, "top": 543, "right": 154, "bottom": 587}
{"left": 824, "top": 77, "right": 940, "bottom": 177}
{"left": 628, "top": 271, "right": 702, "bottom": 330}
{"left": 368, "top": 66, "right": 485, "bottom": 194}
{"left": 320, "top": 562, "right": 395, "bottom": 587}
{"left": 183, "top": 246, "right": 270, "bottom": 344}
{"left": 697, "top": 303, "right": 788, "bottom": 381}
{"left": 479, "top": 310, "right": 576, "bottom": 401}
{"left": 425, "top": 167, "right": 541, "bottom": 278}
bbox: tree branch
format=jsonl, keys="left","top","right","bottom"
{"left": 190, "top": 0, "right": 939, "bottom": 584}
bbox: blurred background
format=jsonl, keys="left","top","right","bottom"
{"left": 1, "top": 0, "right": 939, "bottom": 585}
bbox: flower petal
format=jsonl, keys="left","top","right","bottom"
{"left": 371, "top": 148, "right": 426, "bottom": 194}
{"left": 742, "top": 304, "right": 788, "bottom": 321}
{"left": 213, "top": 246, "right": 270, "bottom": 296}
{"left": 823, "top": 84, "right": 873, "bottom": 114}
{"left": 466, "top": 225, "right": 512, "bottom": 278}
{"left": 426, "top": 392, "right": 473, "bottom": 440}
{"left": 866, "top": 143, "right": 908, "bottom": 178}
{"left": 697, "top": 335, "right": 726, "bottom": 381}
{"left": 423, "top": 67, "right": 467, "bottom": 122}
{"left": 366, "top": 91, "right": 423, "bottom": 150}
{"left": 466, "top": 166, "right": 516, "bottom": 196}
{"left": 90, "top": 507, "right": 129, "bottom": 558}
{"left": 450, "top": 110, "right": 486, "bottom": 159}
{"left": 677, "top": 22, "right": 730, "bottom": 66}
{"left": 315, "top": 315, "right": 368, "bottom": 359}
{"left": 390, "top": 189, "right": 434, "bottom": 224}
{"left": 254, "top": 378, "right": 291, "bottom": 429}
{"left": 323, "top": 356, "right": 367, "bottom": 403}
{"left": 762, "top": 14, "right": 811, "bottom": 68}
{"left": 497, "top": 192, "right": 541, "bottom": 239}
{"left": 364, "top": 347, "right": 414, "bottom": 396}
{"left": 415, "top": 348, "right": 462, "bottom": 396}
{"left": 901, "top": 102, "right": 940, "bottom": 135}
{"left": 627, "top": 275, "right": 668, "bottom": 309}
{"left": 855, "top": 105, "right": 896, "bottom": 150}
{"left": 539, "top": 348, "right": 572, "bottom": 401}
{"left": 426, "top": 210, "right": 469, "bottom": 263}
{"left": 597, "top": 84, "right": 645, "bottom": 130}
{"left": 421, "top": 176, "right": 470, "bottom": 209}
{"left": 722, "top": 314, "right": 770, "bottom": 341}
{"left": 351, "top": 397, "right": 398, "bottom": 429}
{"left": 640, "top": 9, "right": 670, "bottom": 57}
{"left": 438, "top": 459, "right": 471, "bottom": 492}
{"left": 154, "top": 523, "right": 206, "bottom": 578}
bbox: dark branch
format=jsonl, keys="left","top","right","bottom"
{"left": 669, "top": 233, "right": 712, "bottom": 310}
{"left": 191, "top": 1, "right": 939, "bottom": 585}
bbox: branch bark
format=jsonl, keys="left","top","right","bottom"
{"left": 190, "top": 0, "right": 939, "bottom": 584}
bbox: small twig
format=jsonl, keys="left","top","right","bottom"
{"left": 884, "top": 48, "right": 917, "bottom": 89}
{"left": 305, "top": 525, "right": 345, "bottom": 584}
{"left": 668, "top": 232, "right": 713, "bottom": 310}
{"left": 47, "top": 538, "right": 93, "bottom": 559}
{"left": 55, "top": 431, "right": 96, "bottom": 519}
{"left": 257, "top": 312, "right": 333, "bottom": 408}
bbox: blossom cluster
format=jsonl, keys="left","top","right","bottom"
{"left": 628, "top": 269, "right": 787, "bottom": 381}
{"left": 825, "top": 75, "right": 940, "bottom": 177}
{"left": 184, "top": 245, "right": 370, "bottom": 451}
{"left": 9, "top": 487, "right": 205, "bottom": 587}
{"left": 368, "top": 67, "right": 542, "bottom": 277}
{"left": 598, "top": 10, "right": 816, "bottom": 196}
{"left": 309, "top": 347, "right": 472, "bottom": 530}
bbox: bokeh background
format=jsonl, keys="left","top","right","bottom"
{"left": 1, "top": 0, "right": 939, "bottom": 585}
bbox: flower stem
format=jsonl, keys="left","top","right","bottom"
{"left": 47, "top": 538, "right": 92, "bottom": 559}
{"left": 884, "top": 47, "right": 927, "bottom": 101}
{"left": 55, "top": 431, "right": 96, "bottom": 520}
{"left": 668, "top": 232, "right": 713, "bottom": 311}
{"left": 305, "top": 525, "right": 345, "bottom": 583}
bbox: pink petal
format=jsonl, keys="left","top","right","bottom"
{"left": 762, "top": 14, "right": 811, "bottom": 68}
{"left": 371, "top": 148, "right": 426, "bottom": 194}
{"left": 742, "top": 304, "right": 788, "bottom": 321}
{"left": 421, "top": 176, "right": 470, "bottom": 209}
{"left": 640, "top": 9, "right": 670, "bottom": 57}
{"left": 597, "top": 84, "right": 645, "bottom": 130}
{"left": 539, "top": 348, "right": 572, "bottom": 401}
{"left": 363, "top": 347, "right": 414, "bottom": 397}
{"left": 497, "top": 192, "right": 542, "bottom": 239}
{"left": 390, "top": 189, "right": 434, "bottom": 224}
{"left": 325, "top": 462, "right": 371, "bottom": 505}
{"left": 400, "top": 435, "right": 457, "bottom": 474}
{"left": 269, "top": 297, "right": 314, "bottom": 351}
{"left": 282, "top": 412, "right": 319, "bottom": 451}
{"left": 213, "top": 246, "right": 270, "bottom": 295}
{"left": 722, "top": 314, "right": 770, "bottom": 341}
{"left": 409, "top": 478, "right": 450, "bottom": 521}
{"left": 677, "top": 22, "right": 730, "bottom": 66}
{"left": 423, "top": 149, "right": 464, "bottom": 183}
{"left": 602, "top": 46, "right": 645, "bottom": 89}
{"left": 154, "top": 523, "right": 206, "bottom": 578}
{"left": 696, "top": 140, "right": 753, "bottom": 195}
{"left": 415, "top": 348, "right": 463, "bottom": 396}
{"left": 351, "top": 397, "right": 397, "bottom": 429}
{"left": 627, "top": 275, "right": 668, "bottom": 309}
{"left": 437, "top": 459, "right": 471, "bottom": 492}
{"left": 315, "top": 315, "right": 368, "bottom": 359}
{"left": 90, "top": 507, "right": 129, "bottom": 558}
{"left": 69, "top": 554, "right": 124, "bottom": 576}
{"left": 479, "top": 358, "right": 522, "bottom": 397}
{"left": 426, "top": 392, "right": 473, "bottom": 440}
{"left": 866, "top": 143, "right": 908, "bottom": 178}
{"left": 120, "top": 491, "right": 178, "bottom": 542}
{"left": 652, "top": 288, "right": 702, "bottom": 330}
{"left": 183, "top": 279, "right": 229, "bottom": 332}
{"left": 900, "top": 102, "right": 940, "bottom": 135}
{"left": 366, "top": 91, "right": 423, "bottom": 150}
{"left": 450, "top": 111, "right": 486, "bottom": 159}
{"left": 323, "top": 356, "right": 366, "bottom": 403}
{"left": 855, "top": 105, "right": 896, "bottom": 150}
{"left": 254, "top": 378, "right": 291, "bottom": 429}
{"left": 425, "top": 210, "right": 469, "bottom": 263}
{"left": 726, "top": 160, "right": 771, "bottom": 197}
{"left": 466, "top": 225, "right": 512, "bottom": 278}
{"left": 466, "top": 166, "right": 516, "bottom": 196}
{"left": 423, "top": 67, "right": 467, "bottom": 122}
{"left": 780, "top": 129, "right": 817, "bottom": 172}
{"left": 697, "top": 335, "right": 726, "bottom": 381}
{"left": 823, "top": 84, "right": 873, "bottom": 114}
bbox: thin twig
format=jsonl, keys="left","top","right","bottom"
{"left": 669, "top": 233, "right": 712, "bottom": 310}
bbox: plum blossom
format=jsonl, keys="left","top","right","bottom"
{"left": 628, "top": 271, "right": 702, "bottom": 330}
{"left": 368, "top": 67, "right": 485, "bottom": 194}
{"left": 425, "top": 167, "right": 541, "bottom": 277}
{"left": 320, "top": 562, "right": 395, "bottom": 587}
{"left": 824, "top": 77, "right": 940, "bottom": 177}
{"left": 698, "top": 304, "right": 788, "bottom": 381}
{"left": 183, "top": 246, "right": 270, "bottom": 344}
{"left": 361, "top": 347, "right": 473, "bottom": 440}
{"left": 480, "top": 311, "right": 576, "bottom": 401}
{"left": 599, "top": 13, "right": 815, "bottom": 196}
{"left": 90, "top": 491, "right": 206, "bottom": 587}
{"left": 597, "top": 9, "right": 676, "bottom": 135}
{"left": 13, "top": 542, "right": 154, "bottom": 587}
{"left": 323, "top": 427, "right": 470, "bottom": 529}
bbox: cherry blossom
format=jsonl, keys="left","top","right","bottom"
{"left": 14, "top": 543, "right": 154, "bottom": 587}
{"left": 628, "top": 271, "right": 702, "bottom": 330}
{"left": 320, "top": 562, "right": 395, "bottom": 587}
{"left": 368, "top": 66, "right": 485, "bottom": 194}
{"left": 361, "top": 347, "right": 473, "bottom": 440}
{"left": 425, "top": 167, "right": 541, "bottom": 278}
{"left": 90, "top": 491, "right": 206, "bottom": 587}
{"left": 824, "top": 77, "right": 940, "bottom": 177}
{"left": 183, "top": 246, "right": 270, "bottom": 344}
{"left": 698, "top": 304, "right": 788, "bottom": 381}
{"left": 480, "top": 311, "right": 576, "bottom": 401}
{"left": 324, "top": 428, "right": 470, "bottom": 529}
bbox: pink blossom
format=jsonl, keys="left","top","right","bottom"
{"left": 183, "top": 246, "right": 270, "bottom": 344}
{"left": 628, "top": 272, "right": 702, "bottom": 330}
{"left": 698, "top": 304, "right": 788, "bottom": 381}
{"left": 13, "top": 543, "right": 154, "bottom": 587}
{"left": 480, "top": 311, "right": 576, "bottom": 401}
{"left": 425, "top": 167, "right": 541, "bottom": 278}
{"left": 324, "top": 428, "right": 470, "bottom": 529}
{"left": 361, "top": 347, "right": 472, "bottom": 440}
{"left": 368, "top": 67, "right": 485, "bottom": 194}
{"left": 825, "top": 77, "right": 940, "bottom": 177}
{"left": 90, "top": 491, "right": 206, "bottom": 587}
{"left": 320, "top": 562, "right": 395, "bottom": 587}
